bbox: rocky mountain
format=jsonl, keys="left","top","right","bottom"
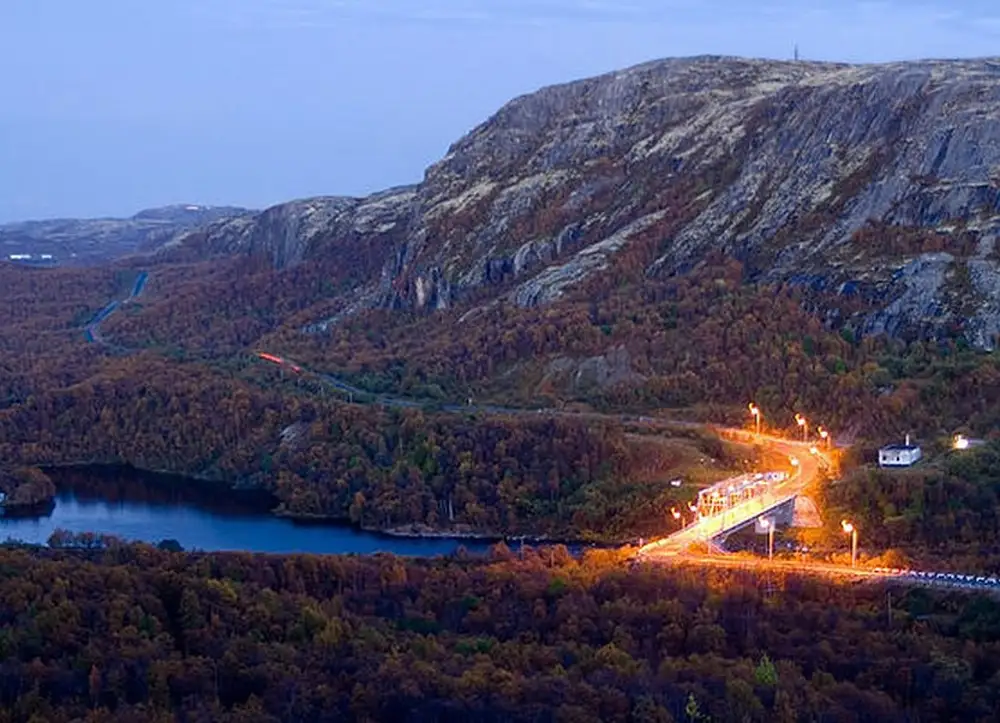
{"left": 181, "top": 56, "right": 1000, "bottom": 348}
{"left": 0, "top": 204, "right": 252, "bottom": 265}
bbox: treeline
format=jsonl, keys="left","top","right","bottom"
{"left": 0, "top": 544, "right": 998, "bottom": 722}
{"left": 0, "top": 355, "right": 735, "bottom": 540}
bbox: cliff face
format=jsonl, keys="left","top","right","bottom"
{"left": 184, "top": 56, "right": 1000, "bottom": 347}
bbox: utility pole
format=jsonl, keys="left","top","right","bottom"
{"left": 794, "top": 44, "right": 799, "bottom": 61}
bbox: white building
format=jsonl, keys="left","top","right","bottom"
{"left": 878, "top": 435, "right": 922, "bottom": 468}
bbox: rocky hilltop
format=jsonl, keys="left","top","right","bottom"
{"left": 0, "top": 204, "right": 252, "bottom": 265}
{"left": 183, "top": 57, "right": 1000, "bottom": 347}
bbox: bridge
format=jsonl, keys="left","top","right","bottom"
{"left": 638, "top": 435, "right": 826, "bottom": 558}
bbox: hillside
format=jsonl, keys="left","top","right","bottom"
{"left": 0, "top": 204, "right": 252, "bottom": 265}
{"left": 168, "top": 56, "right": 1000, "bottom": 348}
{"left": 2, "top": 56, "right": 1000, "bottom": 542}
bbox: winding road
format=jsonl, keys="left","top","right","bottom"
{"left": 84, "top": 270, "right": 148, "bottom": 345}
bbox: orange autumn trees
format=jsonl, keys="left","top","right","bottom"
{"left": 0, "top": 543, "right": 998, "bottom": 721}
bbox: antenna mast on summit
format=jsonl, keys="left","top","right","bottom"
{"left": 794, "top": 44, "right": 799, "bottom": 61}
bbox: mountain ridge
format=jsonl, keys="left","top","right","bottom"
{"left": 155, "top": 55, "right": 1000, "bottom": 348}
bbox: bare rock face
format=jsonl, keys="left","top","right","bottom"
{"left": 545, "top": 345, "right": 646, "bottom": 393}
{"left": 165, "top": 187, "right": 417, "bottom": 271}
{"left": 179, "top": 55, "right": 1000, "bottom": 347}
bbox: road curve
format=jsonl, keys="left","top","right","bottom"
{"left": 636, "top": 436, "right": 825, "bottom": 557}
{"left": 84, "top": 270, "right": 149, "bottom": 345}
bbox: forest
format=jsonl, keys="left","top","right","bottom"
{"left": 1, "top": 249, "right": 998, "bottom": 546}
{"left": 0, "top": 542, "right": 998, "bottom": 722}
{"left": 0, "top": 348, "right": 745, "bottom": 541}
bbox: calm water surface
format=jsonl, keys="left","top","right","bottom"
{"left": 0, "top": 467, "right": 495, "bottom": 557}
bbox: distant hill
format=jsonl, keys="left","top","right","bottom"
{"left": 0, "top": 204, "right": 253, "bottom": 265}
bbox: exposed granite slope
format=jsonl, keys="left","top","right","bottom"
{"left": 179, "top": 56, "right": 1000, "bottom": 347}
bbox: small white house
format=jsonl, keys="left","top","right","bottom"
{"left": 879, "top": 435, "right": 922, "bottom": 468}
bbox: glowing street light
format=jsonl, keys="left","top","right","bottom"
{"left": 818, "top": 426, "right": 830, "bottom": 449}
{"left": 794, "top": 414, "right": 808, "bottom": 443}
{"left": 841, "top": 520, "right": 858, "bottom": 568}
{"left": 760, "top": 517, "right": 775, "bottom": 561}
{"left": 748, "top": 403, "right": 762, "bottom": 437}
{"left": 953, "top": 434, "right": 970, "bottom": 451}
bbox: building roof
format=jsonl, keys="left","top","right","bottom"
{"left": 880, "top": 444, "right": 921, "bottom": 452}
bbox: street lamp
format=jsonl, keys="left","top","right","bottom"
{"left": 761, "top": 517, "right": 775, "bottom": 561}
{"left": 795, "top": 414, "right": 808, "bottom": 443}
{"left": 953, "top": 434, "right": 970, "bottom": 450}
{"left": 748, "top": 403, "right": 762, "bottom": 437}
{"left": 818, "top": 426, "right": 830, "bottom": 449}
{"left": 841, "top": 520, "right": 858, "bottom": 568}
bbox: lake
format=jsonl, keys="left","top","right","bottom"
{"left": 0, "top": 466, "right": 496, "bottom": 557}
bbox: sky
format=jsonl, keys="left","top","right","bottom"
{"left": 1, "top": 0, "right": 999, "bottom": 222}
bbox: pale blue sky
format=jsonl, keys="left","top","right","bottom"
{"left": 1, "top": 0, "right": 998, "bottom": 221}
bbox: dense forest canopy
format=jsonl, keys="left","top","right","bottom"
{"left": 0, "top": 543, "right": 998, "bottom": 722}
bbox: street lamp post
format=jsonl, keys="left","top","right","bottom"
{"left": 795, "top": 414, "right": 808, "bottom": 443}
{"left": 818, "top": 426, "right": 830, "bottom": 449}
{"left": 841, "top": 520, "right": 858, "bottom": 568}
{"left": 748, "top": 403, "right": 761, "bottom": 438}
{"left": 761, "top": 517, "right": 774, "bottom": 561}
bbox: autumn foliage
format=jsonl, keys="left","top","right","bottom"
{"left": 0, "top": 544, "right": 998, "bottom": 722}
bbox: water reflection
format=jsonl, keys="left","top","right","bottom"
{"left": 1, "top": 466, "right": 495, "bottom": 557}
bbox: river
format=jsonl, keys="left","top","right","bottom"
{"left": 0, "top": 466, "right": 496, "bottom": 557}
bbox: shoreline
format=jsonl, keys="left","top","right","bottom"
{"left": 38, "top": 462, "right": 626, "bottom": 548}
{"left": 274, "top": 511, "right": 615, "bottom": 547}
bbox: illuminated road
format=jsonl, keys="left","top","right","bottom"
{"left": 638, "top": 434, "right": 826, "bottom": 558}
{"left": 638, "top": 554, "right": 1000, "bottom": 595}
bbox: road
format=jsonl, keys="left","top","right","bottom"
{"left": 84, "top": 270, "right": 148, "bottom": 345}
{"left": 258, "top": 351, "right": 713, "bottom": 431}
{"left": 637, "top": 434, "right": 825, "bottom": 557}
{"left": 83, "top": 304, "right": 1000, "bottom": 595}
{"left": 639, "top": 554, "right": 1000, "bottom": 595}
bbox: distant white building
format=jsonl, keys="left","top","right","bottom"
{"left": 879, "top": 435, "right": 922, "bottom": 468}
